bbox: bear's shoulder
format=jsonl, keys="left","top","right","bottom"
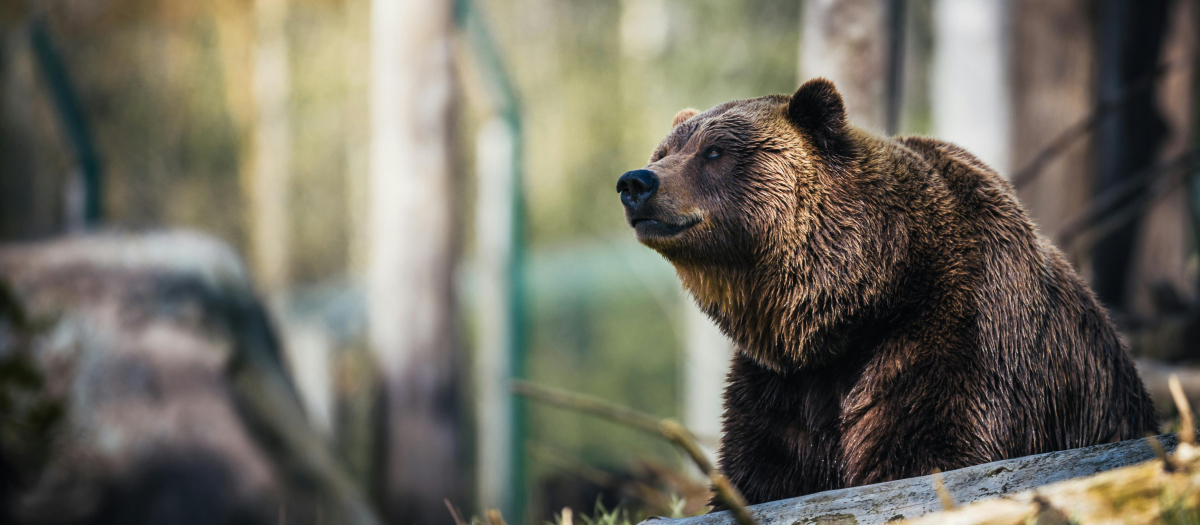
{"left": 895, "top": 135, "right": 1025, "bottom": 218}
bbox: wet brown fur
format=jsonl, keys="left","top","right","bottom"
{"left": 623, "top": 79, "right": 1156, "bottom": 505}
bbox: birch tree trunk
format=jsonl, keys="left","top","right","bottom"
{"left": 249, "top": 0, "right": 291, "bottom": 293}
{"left": 369, "top": 0, "right": 463, "bottom": 521}
{"left": 683, "top": 301, "right": 733, "bottom": 467}
{"left": 800, "top": 0, "right": 892, "bottom": 132}
{"left": 931, "top": 0, "right": 1010, "bottom": 176}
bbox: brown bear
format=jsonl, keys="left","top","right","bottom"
{"left": 616, "top": 78, "right": 1157, "bottom": 506}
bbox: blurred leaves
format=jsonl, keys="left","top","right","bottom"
{"left": 483, "top": 0, "right": 801, "bottom": 245}
{"left": 0, "top": 282, "right": 65, "bottom": 496}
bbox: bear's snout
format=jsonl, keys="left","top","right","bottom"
{"left": 616, "top": 169, "right": 659, "bottom": 210}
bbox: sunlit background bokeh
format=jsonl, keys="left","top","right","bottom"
{"left": 2, "top": 1, "right": 1198, "bottom": 524}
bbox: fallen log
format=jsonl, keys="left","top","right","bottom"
{"left": 646, "top": 434, "right": 1181, "bottom": 525}
{"left": 903, "top": 441, "right": 1200, "bottom": 525}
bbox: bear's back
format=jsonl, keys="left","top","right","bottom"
{"left": 898, "top": 135, "right": 1157, "bottom": 452}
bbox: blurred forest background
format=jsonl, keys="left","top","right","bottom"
{"left": 1, "top": 0, "right": 1199, "bottom": 524}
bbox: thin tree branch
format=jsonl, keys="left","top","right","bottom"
{"left": 1011, "top": 57, "right": 1187, "bottom": 189}
{"left": 1057, "top": 147, "right": 1200, "bottom": 250}
{"left": 512, "top": 381, "right": 758, "bottom": 525}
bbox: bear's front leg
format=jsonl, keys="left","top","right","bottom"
{"left": 836, "top": 348, "right": 1000, "bottom": 487}
{"left": 716, "top": 353, "right": 853, "bottom": 505}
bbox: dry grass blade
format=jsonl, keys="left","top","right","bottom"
{"left": 561, "top": 507, "right": 573, "bottom": 525}
{"left": 1011, "top": 55, "right": 1187, "bottom": 189}
{"left": 659, "top": 420, "right": 716, "bottom": 474}
{"left": 710, "top": 473, "right": 757, "bottom": 525}
{"left": 513, "top": 381, "right": 759, "bottom": 525}
{"left": 1146, "top": 434, "right": 1176, "bottom": 472}
{"left": 445, "top": 499, "right": 467, "bottom": 525}
{"left": 486, "top": 508, "right": 507, "bottom": 525}
{"left": 512, "top": 381, "right": 663, "bottom": 434}
{"left": 1169, "top": 374, "right": 1195, "bottom": 445}
{"left": 930, "top": 469, "right": 955, "bottom": 510}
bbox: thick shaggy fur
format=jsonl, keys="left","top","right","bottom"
{"left": 620, "top": 79, "right": 1156, "bottom": 505}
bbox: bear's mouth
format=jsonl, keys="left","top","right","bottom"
{"left": 631, "top": 216, "right": 701, "bottom": 238}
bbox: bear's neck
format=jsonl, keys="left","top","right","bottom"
{"left": 676, "top": 247, "right": 962, "bottom": 374}
{"left": 672, "top": 259, "right": 859, "bottom": 372}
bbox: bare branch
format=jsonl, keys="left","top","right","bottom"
{"left": 512, "top": 381, "right": 758, "bottom": 525}
{"left": 1170, "top": 374, "right": 1196, "bottom": 446}
{"left": 1011, "top": 57, "right": 1187, "bottom": 189}
{"left": 1057, "top": 147, "right": 1200, "bottom": 250}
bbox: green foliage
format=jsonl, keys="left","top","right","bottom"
{"left": 664, "top": 494, "right": 688, "bottom": 519}
{"left": 475, "top": 0, "right": 803, "bottom": 518}
{"left": 577, "top": 501, "right": 634, "bottom": 525}
{"left": 0, "top": 283, "right": 65, "bottom": 486}
{"left": 1159, "top": 485, "right": 1200, "bottom": 525}
{"left": 483, "top": 0, "right": 801, "bottom": 245}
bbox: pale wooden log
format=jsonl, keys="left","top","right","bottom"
{"left": 645, "top": 435, "right": 1179, "bottom": 525}
{"left": 901, "top": 442, "right": 1200, "bottom": 525}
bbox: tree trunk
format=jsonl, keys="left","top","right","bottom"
{"left": 1127, "top": 0, "right": 1196, "bottom": 320}
{"left": 800, "top": 0, "right": 893, "bottom": 132}
{"left": 1010, "top": 0, "right": 1096, "bottom": 245}
{"left": 248, "top": 0, "right": 291, "bottom": 293}
{"left": 1092, "top": 0, "right": 1172, "bottom": 311}
{"left": 368, "top": 0, "right": 463, "bottom": 522}
{"left": 931, "top": 0, "right": 1010, "bottom": 175}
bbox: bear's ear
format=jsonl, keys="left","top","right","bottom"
{"left": 672, "top": 108, "right": 699, "bottom": 128}
{"left": 788, "top": 78, "right": 851, "bottom": 155}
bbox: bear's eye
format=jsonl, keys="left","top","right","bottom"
{"left": 704, "top": 147, "right": 723, "bottom": 160}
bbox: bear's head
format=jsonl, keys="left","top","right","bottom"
{"left": 618, "top": 78, "right": 912, "bottom": 371}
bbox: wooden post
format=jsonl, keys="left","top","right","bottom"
{"left": 475, "top": 117, "right": 517, "bottom": 514}
{"left": 459, "top": 2, "right": 529, "bottom": 518}
{"left": 368, "top": 0, "right": 463, "bottom": 521}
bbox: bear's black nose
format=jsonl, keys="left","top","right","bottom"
{"left": 616, "top": 169, "right": 659, "bottom": 209}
